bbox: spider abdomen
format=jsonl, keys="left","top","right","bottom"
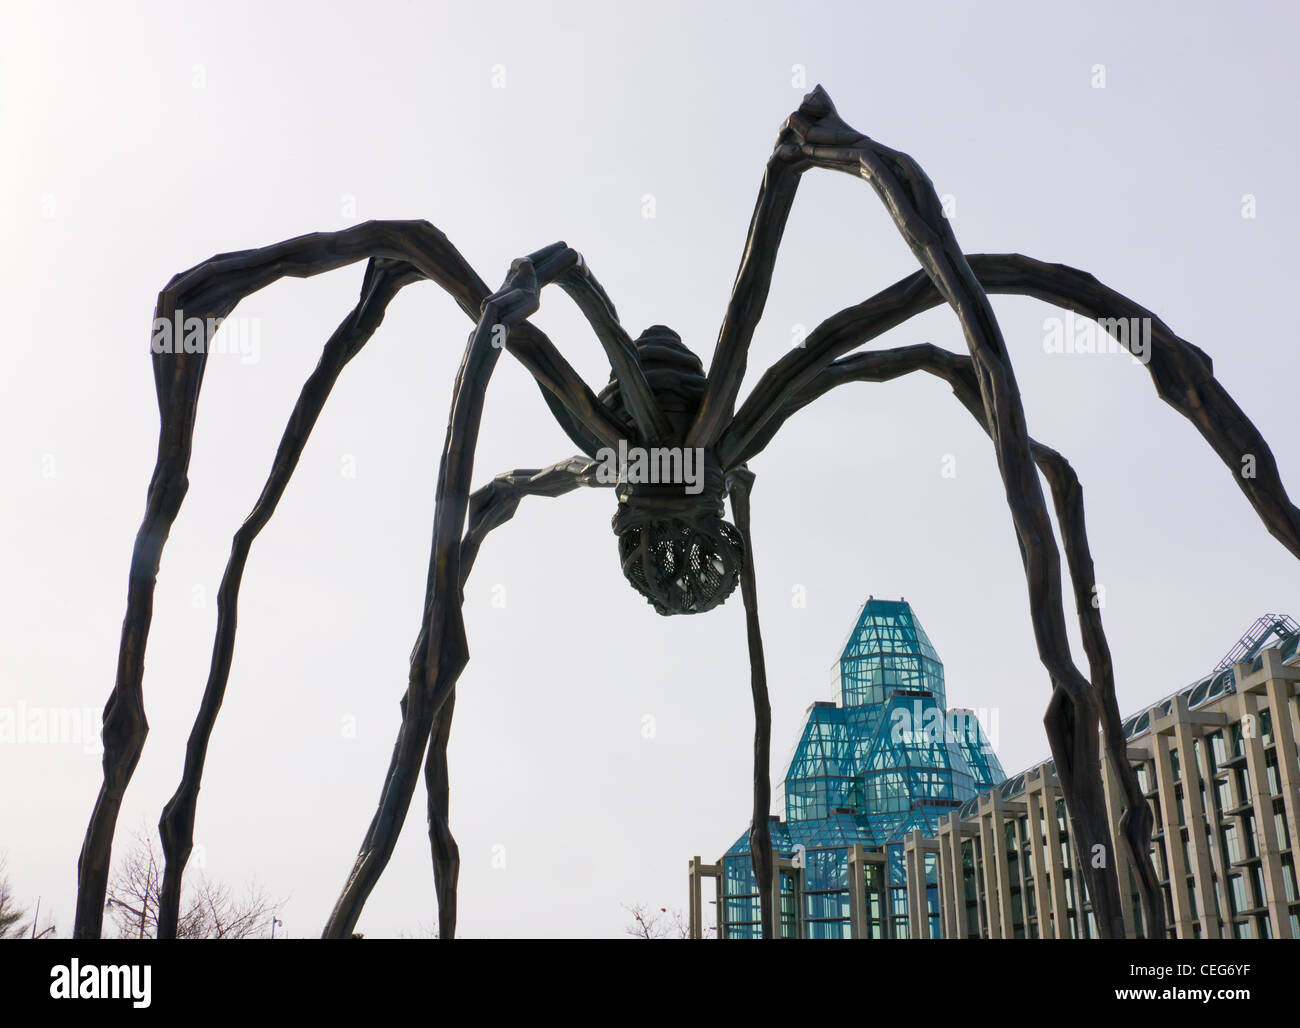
{"left": 615, "top": 512, "right": 744, "bottom": 616}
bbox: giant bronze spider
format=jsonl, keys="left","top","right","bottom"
{"left": 75, "top": 87, "right": 1300, "bottom": 939}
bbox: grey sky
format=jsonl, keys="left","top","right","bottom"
{"left": 2, "top": 0, "right": 1297, "bottom": 938}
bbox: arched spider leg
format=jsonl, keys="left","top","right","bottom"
{"left": 77, "top": 220, "right": 619, "bottom": 939}
{"left": 752, "top": 342, "right": 1166, "bottom": 937}
{"left": 732, "top": 85, "right": 1125, "bottom": 935}
{"left": 154, "top": 257, "right": 420, "bottom": 937}
{"left": 688, "top": 151, "right": 802, "bottom": 446}
{"left": 726, "top": 468, "right": 777, "bottom": 940}
{"left": 725, "top": 255, "right": 1298, "bottom": 914}
{"left": 548, "top": 251, "right": 672, "bottom": 445}
{"left": 472, "top": 240, "right": 674, "bottom": 444}
{"left": 722, "top": 253, "right": 1300, "bottom": 560}
{"left": 323, "top": 243, "right": 619, "bottom": 937}
{"left": 724, "top": 256, "right": 1300, "bottom": 937}
{"left": 154, "top": 248, "right": 619, "bottom": 938}
{"left": 459, "top": 458, "right": 606, "bottom": 585}
{"left": 424, "top": 457, "right": 607, "bottom": 939}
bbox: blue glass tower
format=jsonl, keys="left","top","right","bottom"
{"left": 720, "top": 598, "right": 1005, "bottom": 938}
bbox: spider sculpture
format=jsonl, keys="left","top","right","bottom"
{"left": 74, "top": 87, "right": 1300, "bottom": 940}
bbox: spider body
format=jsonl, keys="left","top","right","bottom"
{"left": 74, "top": 87, "right": 1300, "bottom": 942}
{"left": 594, "top": 323, "right": 746, "bottom": 615}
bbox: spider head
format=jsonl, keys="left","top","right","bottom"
{"left": 610, "top": 462, "right": 744, "bottom": 616}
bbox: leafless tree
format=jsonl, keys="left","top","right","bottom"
{"left": 0, "top": 853, "right": 56, "bottom": 938}
{"left": 622, "top": 902, "right": 696, "bottom": 939}
{"left": 107, "top": 831, "right": 279, "bottom": 939}
{"left": 396, "top": 921, "right": 439, "bottom": 939}
{"left": 0, "top": 854, "right": 29, "bottom": 938}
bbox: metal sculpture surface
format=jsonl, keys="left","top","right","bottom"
{"left": 74, "top": 88, "right": 1300, "bottom": 939}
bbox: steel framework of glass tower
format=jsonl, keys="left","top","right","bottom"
{"left": 719, "top": 598, "right": 1005, "bottom": 938}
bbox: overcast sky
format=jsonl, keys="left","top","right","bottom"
{"left": 2, "top": 0, "right": 1298, "bottom": 938}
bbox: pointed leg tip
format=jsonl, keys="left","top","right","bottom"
{"left": 801, "top": 84, "right": 835, "bottom": 113}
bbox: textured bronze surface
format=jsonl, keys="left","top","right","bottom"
{"left": 75, "top": 89, "right": 1298, "bottom": 941}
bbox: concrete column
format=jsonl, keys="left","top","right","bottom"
{"left": 904, "top": 833, "right": 925, "bottom": 939}
{"left": 772, "top": 863, "right": 785, "bottom": 940}
{"left": 937, "top": 817, "right": 958, "bottom": 939}
{"left": 1008, "top": 809, "right": 1032, "bottom": 936}
{"left": 711, "top": 866, "right": 722, "bottom": 938}
{"left": 1065, "top": 811, "right": 1095, "bottom": 937}
{"left": 987, "top": 793, "right": 1017, "bottom": 937}
{"left": 688, "top": 856, "right": 702, "bottom": 940}
{"left": 1041, "top": 781, "right": 1071, "bottom": 938}
{"left": 1024, "top": 778, "right": 1055, "bottom": 939}
{"left": 947, "top": 813, "right": 968, "bottom": 939}
{"left": 977, "top": 805, "right": 1000, "bottom": 939}
{"left": 790, "top": 856, "right": 805, "bottom": 941}
{"left": 935, "top": 822, "right": 951, "bottom": 939}
{"left": 1189, "top": 730, "right": 1233, "bottom": 940}
{"left": 847, "top": 844, "right": 866, "bottom": 940}
{"left": 1262, "top": 653, "right": 1300, "bottom": 922}
{"left": 1171, "top": 706, "right": 1221, "bottom": 938}
{"left": 1100, "top": 752, "right": 1137, "bottom": 937}
{"left": 1151, "top": 727, "right": 1195, "bottom": 937}
{"left": 1238, "top": 682, "right": 1292, "bottom": 938}
{"left": 769, "top": 854, "right": 803, "bottom": 939}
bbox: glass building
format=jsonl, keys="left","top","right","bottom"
{"left": 714, "top": 598, "right": 1004, "bottom": 938}
{"left": 690, "top": 610, "right": 1300, "bottom": 940}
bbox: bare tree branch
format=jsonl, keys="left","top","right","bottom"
{"left": 107, "top": 830, "right": 279, "bottom": 939}
{"left": 622, "top": 902, "right": 696, "bottom": 939}
{"left": 0, "top": 854, "right": 31, "bottom": 939}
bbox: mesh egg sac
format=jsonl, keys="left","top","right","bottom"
{"left": 617, "top": 516, "right": 744, "bottom": 615}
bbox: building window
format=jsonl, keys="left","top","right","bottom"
{"left": 1224, "top": 823, "right": 1242, "bottom": 865}
{"left": 1264, "top": 749, "right": 1282, "bottom": 797}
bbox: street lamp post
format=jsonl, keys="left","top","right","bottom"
{"left": 106, "top": 896, "right": 148, "bottom": 939}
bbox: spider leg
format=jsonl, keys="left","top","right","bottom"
{"left": 688, "top": 138, "right": 803, "bottom": 446}
{"left": 459, "top": 458, "right": 605, "bottom": 581}
{"left": 745, "top": 86, "right": 1125, "bottom": 935}
{"left": 721, "top": 253, "right": 1300, "bottom": 559}
{"left": 727, "top": 468, "right": 775, "bottom": 939}
{"left": 76, "top": 220, "right": 618, "bottom": 939}
{"left": 323, "top": 244, "right": 614, "bottom": 938}
{"left": 153, "top": 257, "right": 421, "bottom": 937}
{"left": 729, "top": 264, "right": 1300, "bottom": 934}
{"left": 687, "top": 84, "right": 927, "bottom": 446}
{"left": 424, "top": 690, "right": 459, "bottom": 940}
{"left": 702, "top": 87, "right": 1292, "bottom": 937}
{"left": 79, "top": 221, "right": 479, "bottom": 938}
{"left": 547, "top": 251, "right": 672, "bottom": 444}
{"left": 768, "top": 343, "right": 1167, "bottom": 936}
{"left": 425, "top": 456, "right": 607, "bottom": 939}
{"left": 728, "top": 258, "right": 1300, "bottom": 934}
{"left": 1036, "top": 448, "right": 1164, "bottom": 939}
